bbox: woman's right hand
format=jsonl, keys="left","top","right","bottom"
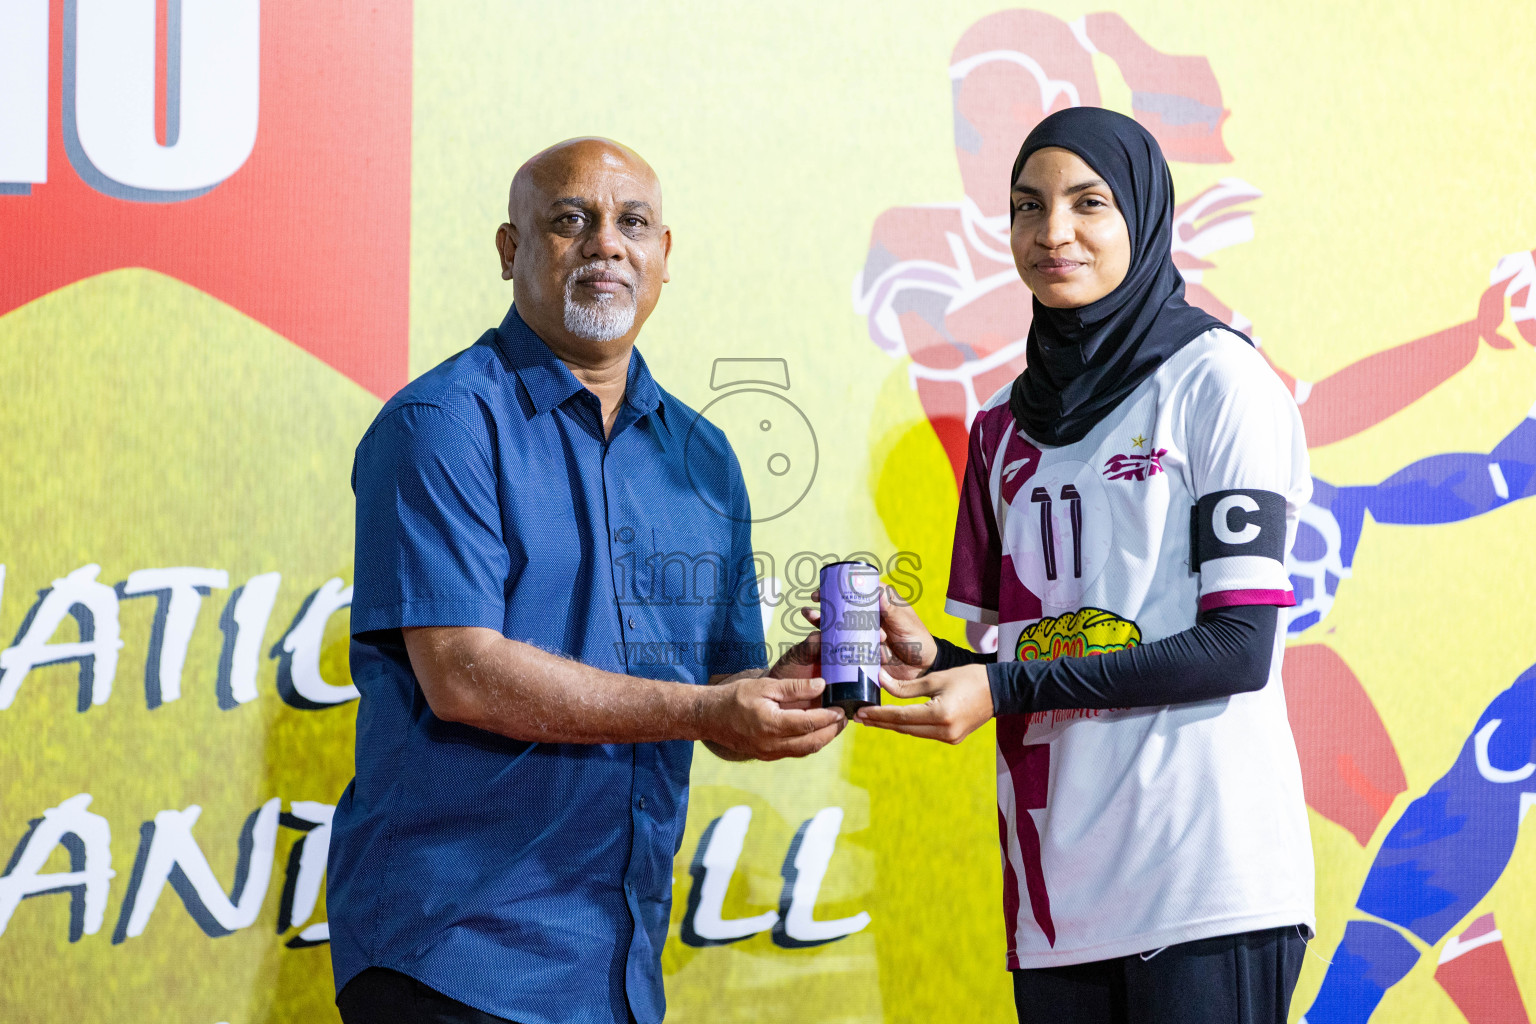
{"left": 798, "top": 586, "right": 938, "bottom": 682}
{"left": 876, "top": 587, "right": 937, "bottom": 681}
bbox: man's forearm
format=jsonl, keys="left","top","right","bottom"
{"left": 407, "top": 626, "right": 721, "bottom": 745}
{"left": 403, "top": 625, "right": 845, "bottom": 759}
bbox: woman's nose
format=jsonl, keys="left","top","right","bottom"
{"left": 1040, "top": 208, "right": 1075, "bottom": 247}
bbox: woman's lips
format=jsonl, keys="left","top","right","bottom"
{"left": 1033, "top": 259, "right": 1084, "bottom": 278}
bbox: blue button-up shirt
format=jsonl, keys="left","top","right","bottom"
{"left": 328, "top": 305, "right": 767, "bottom": 1024}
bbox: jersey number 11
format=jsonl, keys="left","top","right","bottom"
{"left": 1031, "top": 485, "right": 1083, "bottom": 581}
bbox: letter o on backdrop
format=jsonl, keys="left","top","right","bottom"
{"left": 71, "top": 0, "right": 260, "bottom": 199}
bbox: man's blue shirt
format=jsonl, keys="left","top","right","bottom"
{"left": 328, "top": 305, "right": 767, "bottom": 1024}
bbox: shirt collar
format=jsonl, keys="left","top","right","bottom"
{"left": 624, "top": 345, "right": 668, "bottom": 435}
{"left": 495, "top": 306, "right": 584, "bottom": 414}
{"left": 495, "top": 304, "right": 668, "bottom": 434}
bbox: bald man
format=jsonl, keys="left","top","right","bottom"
{"left": 326, "top": 139, "right": 843, "bottom": 1024}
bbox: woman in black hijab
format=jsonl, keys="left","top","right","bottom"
{"left": 856, "top": 107, "right": 1315, "bottom": 1023}
{"left": 1005, "top": 106, "right": 1233, "bottom": 445}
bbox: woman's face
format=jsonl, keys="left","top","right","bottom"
{"left": 1010, "top": 147, "right": 1131, "bottom": 309}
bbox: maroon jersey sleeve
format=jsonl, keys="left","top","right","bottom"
{"left": 945, "top": 409, "right": 1004, "bottom": 624}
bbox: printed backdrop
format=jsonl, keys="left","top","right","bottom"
{"left": 2, "top": 2, "right": 1535, "bottom": 1022}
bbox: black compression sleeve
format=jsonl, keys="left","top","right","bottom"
{"left": 929, "top": 637, "right": 997, "bottom": 672}
{"left": 985, "top": 603, "right": 1279, "bottom": 717}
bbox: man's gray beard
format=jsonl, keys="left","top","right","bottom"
{"left": 563, "top": 276, "right": 636, "bottom": 343}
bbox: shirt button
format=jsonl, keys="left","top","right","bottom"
{"left": 628, "top": 617, "right": 636, "bottom": 629}
{"left": 637, "top": 796, "right": 647, "bottom": 811}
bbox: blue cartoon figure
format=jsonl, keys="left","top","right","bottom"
{"left": 1301, "top": 250, "right": 1536, "bottom": 1024}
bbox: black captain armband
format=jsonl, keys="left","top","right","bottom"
{"left": 1189, "top": 488, "right": 1287, "bottom": 569}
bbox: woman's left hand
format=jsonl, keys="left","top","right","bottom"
{"left": 855, "top": 665, "right": 995, "bottom": 744}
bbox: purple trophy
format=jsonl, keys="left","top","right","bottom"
{"left": 820, "top": 561, "right": 882, "bottom": 715}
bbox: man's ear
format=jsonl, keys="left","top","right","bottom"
{"left": 496, "top": 223, "right": 517, "bottom": 281}
{"left": 660, "top": 225, "right": 672, "bottom": 285}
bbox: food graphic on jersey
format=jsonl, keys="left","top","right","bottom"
{"left": 1015, "top": 608, "right": 1141, "bottom": 662}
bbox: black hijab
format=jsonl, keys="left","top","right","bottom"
{"left": 1007, "top": 107, "right": 1243, "bottom": 446}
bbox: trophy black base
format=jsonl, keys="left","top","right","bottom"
{"left": 824, "top": 672, "right": 881, "bottom": 716}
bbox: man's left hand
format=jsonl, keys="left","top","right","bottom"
{"left": 855, "top": 665, "right": 994, "bottom": 744}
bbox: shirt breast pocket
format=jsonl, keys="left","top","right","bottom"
{"left": 628, "top": 527, "right": 732, "bottom": 671}
{"left": 647, "top": 526, "right": 734, "bottom": 612}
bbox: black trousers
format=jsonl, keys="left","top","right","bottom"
{"left": 337, "top": 968, "right": 520, "bottom": 1024}
{"left": 1012, "top": 926, "right": 1309, "bottom": 1024}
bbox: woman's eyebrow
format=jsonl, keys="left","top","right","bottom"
{"left": 1012, "top": 178, "right": 1111, "bottom": 198}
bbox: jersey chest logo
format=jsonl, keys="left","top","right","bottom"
{"left": 1003, "top": 460, "right": 1112, "bottom": 609}
{"left": 1102, "top": 433, "right": 1166, "bottom": 481}
{"left": 1103, "top": 447, "right": 1168, "bottom": 481}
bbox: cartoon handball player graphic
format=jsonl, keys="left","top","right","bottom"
{"left": 1300, "top": 250, "right": 1536, "bottom": 1024}
{"left": 856, "top": 10, "right": 1536, "bottom": 1023}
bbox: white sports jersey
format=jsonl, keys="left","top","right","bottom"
{"left": 946, "top": 328, "right": 1315, "bottom": 968}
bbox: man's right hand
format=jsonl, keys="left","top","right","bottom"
{"left": 701, "top": 675, "right": 846, "bottom": 761}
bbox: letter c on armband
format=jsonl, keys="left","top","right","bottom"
{"left": 1190, "top": 489, "right": 1286, "bottom": 569}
